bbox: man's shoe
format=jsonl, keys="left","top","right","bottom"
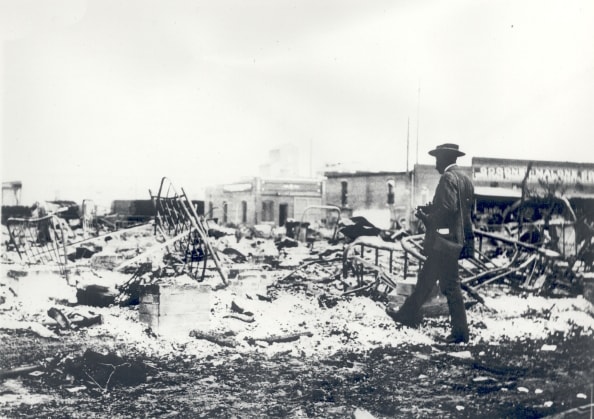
{"left": 386, "top": 309, "right": 421, "bottom": 329}
{"left": 444, "top": 333, "right": 469, "bottom": 344}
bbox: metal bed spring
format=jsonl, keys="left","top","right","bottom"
{"left": 6, "top": 214, "right": 69, "bottom": 276}
{"left": 150, "top": 177, "right": 227, "bottom": 284}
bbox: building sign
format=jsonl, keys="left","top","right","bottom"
{"left": 261, "top": 180, "right": 322, "bottom": 195}
{"left": 472, "top": 158, "right": 594, "bottom": 186}
{"left": 223, "top": 183, "right": 253, "bottom": 193}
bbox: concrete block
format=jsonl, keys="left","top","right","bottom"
{"left": 159, "top": 284, "right": 211, "bottom": 314}
{"left": 138, "top": 282, "right": 212, "bottom": 337}
{"left": 138, "top": 302, "right": 159, "bottom": 316}
{"left": 140, "top": 293, "right": 159, "bottom": 304}
{"left": 139, "top": 312, "right": 159, "bottom": 330}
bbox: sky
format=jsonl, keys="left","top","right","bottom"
{"left": 1, "top": 0, "right": 593, "bottom": 206}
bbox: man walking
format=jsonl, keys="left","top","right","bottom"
{"left": 389, "top": 143, "right": 475, "bottom": 343}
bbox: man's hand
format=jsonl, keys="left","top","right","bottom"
{"left": 415, "top": 208, "right": 429, "bottom": 224}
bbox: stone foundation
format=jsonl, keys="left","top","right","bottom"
{"left": 139, "top": 281, "right": 211, "bottom": 338}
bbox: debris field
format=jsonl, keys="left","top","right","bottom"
{"left": 1, "top": 178, "right": 593, "bottom": 418}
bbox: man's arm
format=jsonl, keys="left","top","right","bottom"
{"left": 424, "top": 173, "right": 458, "bottom": 230}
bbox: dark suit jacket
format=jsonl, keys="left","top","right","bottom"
{"left": 424, "top": 165, "right": 475, "bottom": 258}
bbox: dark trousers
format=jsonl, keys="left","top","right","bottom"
{"left": 397, "top": 251, "right": 469, "bottom": 339}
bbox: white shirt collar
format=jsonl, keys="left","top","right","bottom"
{"left": 444, "top": 163, "right": 457, "bottom": 172}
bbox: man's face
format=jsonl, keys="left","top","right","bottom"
{"left": 434, "top": 155, "right": 449, "bottom": 174}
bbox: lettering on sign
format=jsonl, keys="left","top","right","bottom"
{"left": 473, "top": 166, "right": 594, "bottom": 185}
{"left": 262, "top": 182, "right": 321, "bottom": 194}
{"left": 223, "top": 183, "right": 253, "bottom": 192}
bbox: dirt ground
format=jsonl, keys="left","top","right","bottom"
{"left": 1, "top": 294, "right": 593, "bottom": 418}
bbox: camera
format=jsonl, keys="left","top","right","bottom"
{"left": 415, "top": 203, "right": 433, "bottom": 214}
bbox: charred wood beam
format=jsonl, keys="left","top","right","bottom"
{"left": 189, "top": 330, "right": 237, "bottom": 347}
{"left": 246, "top": 331, "right": 313, "bottom": 345}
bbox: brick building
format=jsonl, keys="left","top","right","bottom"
{"left": 323, "top": 157, "right": 594, "bottom": 232}
{"left": 206, "top": 156, "right": 594, "bottom": 230}
{"left": 205, "top": 177, "right": 324, "bottom": 226}
{"left": 323, "top": 170, "right": 410, "bottom": 229}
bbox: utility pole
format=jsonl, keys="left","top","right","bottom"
{"left": 309, "top": 138, "right": 313, "bottom": 177}
{"left": 406, "top": 117, "right": 410, "bottom": 173}
{"left": 416, "top": 84, "right": 421, "bottom": 164}
{"left": 411, "top": 84, "right": 421, "bottom": 225}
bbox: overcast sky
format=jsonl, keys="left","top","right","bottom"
{"left": 2, "top": 0, "right": 593, "bottom": 205}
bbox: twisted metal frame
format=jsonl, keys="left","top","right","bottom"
{"left": 7, "top": 214, "right": 69, "bottom": 276}
{"left": 400, "top": 229, "right": 568, "bottom": 298}
{"left": 151, "top": 177, "right": 227, "bottom": 285}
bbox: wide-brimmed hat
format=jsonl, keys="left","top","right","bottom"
{"left": 428, "top": 143, "right": 465, "bottom": 157}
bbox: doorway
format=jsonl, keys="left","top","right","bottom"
{"left": 279, "top": 203, "right": 288, "bottom": 226}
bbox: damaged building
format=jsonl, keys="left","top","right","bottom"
{"left": 472, "top": 157, "right": 594, "bottom": 215}
{"left": 205, "top": 177, "right": 324, "bottom": 227}
{"left": 323, "top": 169, "right": 410, "bottom": 230}
{"left": 323, "top": 157, "right": 594, "bottom": 235}
{"left": 205, "top": 145, "right": 325, "bottom": 227}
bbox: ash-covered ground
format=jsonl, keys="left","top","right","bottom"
{"left": 1, "top": 224, "right": 593, "bottom": 418}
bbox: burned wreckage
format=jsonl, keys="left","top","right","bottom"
{"left": 4, "top": 176, "right": 592, "bottom": 317}
{"left": 1, "top": 175, "right": 594, "bottom": 415}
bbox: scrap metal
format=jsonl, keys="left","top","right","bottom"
{"left": 6, "top": 214, "right": 69, "bottom": 277}
{"left": 6, "top": 210, "right": 156, "bottom": 279}
{"left": 341, "top": 236, "right": 402, "bottom": 297}
{"left": 149, "top": 177, "right": 228, "bottom": 285}
{"left": 401, "top": 228, "right": 584, "bottom": 299}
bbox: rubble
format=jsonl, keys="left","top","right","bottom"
{"left": 6, "top": 214, "right": 69, "bottom": 276}
{"left": 189, "top": 330, "right": 238, "bottom": 348}
{"left": 0, "top": 365, "right": 43, "bottom": 380}
{"left": 245, "top": 331, "right": 314, "bottom": 345}
{"left": 1, "top": 178, "right": 593, "bottom": 417}
{"left": 149, "top": 177, "right": 227, "bottom": 284}
{"left": 2, "top": 190, "right": 593, "bottom": 356}
{"left": 46, "top": 307, "right": 103, "bottom": 330}
{"left": 47, "top": 307, "right": 70, "bottom": 329}
{"left": 66, "top": 349, "right": 148, "bottom": 391}
{"left": 76, "top": 284, "right": 118, "bottom": 307}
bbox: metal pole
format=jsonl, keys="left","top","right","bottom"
{"left": 182, "top": 188, "right": 228, "bottom": 285}
{"left": 406, "top": 117, "right": 410, "bottom": 173}
{"left": 416, "top": 84, "right": 420, "bottom": 165}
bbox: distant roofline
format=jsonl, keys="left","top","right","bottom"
{"left": 2, "top": 181, "right": 22, "bottom": 188}
{"left": 324, "top": 170, "right": 409, "bottom": 177}
{"left": 261, "top": 177, "right": 324, "bottom": 183}
{"left": 209, "top": 176, "right": 324, "bottom": 189}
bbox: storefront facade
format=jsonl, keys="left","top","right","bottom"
{"left": 205, "top": 178, "right": 324, "bottom": 226}
{"left": 323, "top": 157, "right": 594, "bottom": 231}
{"left": 324, "top": 170, "right": 410, "bottom": 229}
